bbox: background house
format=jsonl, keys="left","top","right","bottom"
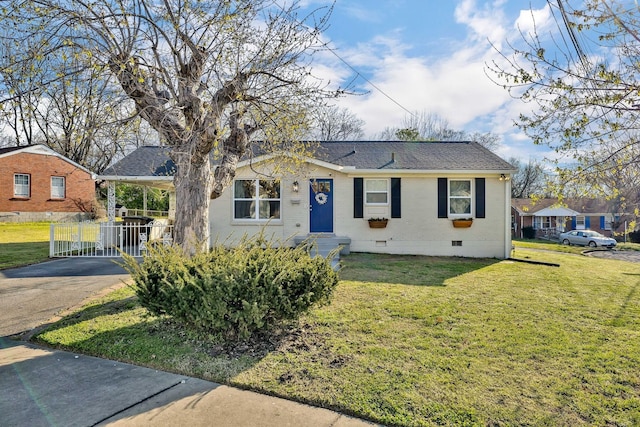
{"left": 101, "top": 141, "right": 516, "bottom": 258}
{"left": 0, "top": 145, "right": 97, "bottom": 222}
{"left": 511, "top": 198, "right": 626, "bottom": 239}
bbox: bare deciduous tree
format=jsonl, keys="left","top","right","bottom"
{"left": 487, "top": 1, "right": 640, "bottom": 203}
{"left": 377, "top": 110, "right": 501, "bottom": 151}
{"left": 310, "top": 105, "right": 364, "bottom": 141}
{"left": 1, "top": 1, "right": 337, "bottom": 252}
{"left": 0, "top": 27, "right": 150, "bottom": 172}
{"left": 509, "top": 157, "right": 547, "bottom": 198}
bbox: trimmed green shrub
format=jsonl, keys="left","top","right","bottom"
{"left": 522, "top": 226, "right": 536, "bottom": 239}
{"left": 122, "top": 236, "right": 339, "bottom": 340}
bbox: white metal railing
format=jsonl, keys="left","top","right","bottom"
{"left": 536, "top": 227, "right": 562, "bottom": 241}
{"left": 50, "top": 220, "right": 173, "bottom": 257}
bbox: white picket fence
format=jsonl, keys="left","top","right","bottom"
{"left": 50, "top": 219, "right": 173, "bottom": 257}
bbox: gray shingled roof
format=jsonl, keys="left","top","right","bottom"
{"left": 102, "top": 145, "right": 175, "bottom": 176}
{"left": 101, "top": 141, "right": 514, "bottom": 177}
{"left": 314, "top": 141, "right": 514, "bottom": 170}
{"left": 0, "top": 146, "right": 25, "bottom": 155}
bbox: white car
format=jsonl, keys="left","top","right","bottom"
{"left": 559, "top": 230, "right": 617, "bottom": 248}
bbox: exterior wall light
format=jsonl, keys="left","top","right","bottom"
{"left": 292, "top": 181, "right": 299, "bottom": 192}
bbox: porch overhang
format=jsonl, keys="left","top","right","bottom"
{"left": 534, "top": 207, "right": 579, "bottom": 217}
{"left": 98, "top": 175, "right": 174, "bottom": 190}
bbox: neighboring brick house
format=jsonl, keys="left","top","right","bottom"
{"left": 0, "top": 145, "right": 97, "bottom": 222}
{"left": 512, "top": 198, "right": 625, "bottom": 239}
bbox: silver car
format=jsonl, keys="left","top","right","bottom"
{"left": 559, "top": 230, "right": 617, "bottom": 248}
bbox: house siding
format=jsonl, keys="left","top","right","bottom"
{"left": 0, "top": 151, "right": 96, "bottom": 222}
{"left": 210, "top": 163, "right": 509, "bottom": 258}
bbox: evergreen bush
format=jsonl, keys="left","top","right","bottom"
{"left": 122, "top": 236, "right": 339, "bottom": 340}
{"left": 522, "top": 226, "right": 536, "bottom": 239}
{"left": 629, "top": 230, "right": 640, "bottom": 243}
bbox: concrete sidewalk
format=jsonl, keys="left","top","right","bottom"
{"left": 0, "top": 338, "right": 377, "bottom": 427}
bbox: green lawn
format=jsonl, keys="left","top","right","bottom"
{"left": 0, "top": 222, "right": 50, "bottom": 269}
{"left": 33, "top": 248, "right": 640, "bottom": 426}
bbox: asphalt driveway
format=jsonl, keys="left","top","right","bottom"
{"left": 587, "top": 249, "right": 640, "bottom": 262}
{"left": 0, "top": 257, "right": 376, "bottom": 427}
{"left": 0, "top": 257, "right": 130, "bottom": 337}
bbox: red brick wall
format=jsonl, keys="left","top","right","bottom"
{"left": 0, "top": 152, "right": 95, "bottom": 213}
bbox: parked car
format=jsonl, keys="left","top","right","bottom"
{"left": 559, "top": 230, "right": 617, "bottom": 248}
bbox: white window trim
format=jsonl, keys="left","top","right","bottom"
{"left": 364, "top": 178, "right": 389, "bottom": 206}
{"left": 575, "top": 215, "right": 586, "bottom": 230}
{"left": 232, "top": 179, "right": 282, "bottom": 223}
{"left": 448, "top": 179, "right": 473, "bottom": 219}
{"left": 534, "top": 216, "right": 552, "bottom": 229}
{"left": 14, "top": 173, "right": 30, "bottom": 198}
{"left": 364, "top": 178, "right": 391, "bottom": 206}
{"left": 51, "top": 176, "right": 65, "bottom": 199}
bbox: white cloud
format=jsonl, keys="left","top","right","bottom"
{"left": 514, "top": 4, "right": 553, "bottom": 37}
{"left": 324, "top": 33, "right": 514, "bottom": 138}
{"left": 309, "top": 0, "right": 552, "bottom": 161}
{"left": 454, "top": 0, "right": 508, "bottom": 45}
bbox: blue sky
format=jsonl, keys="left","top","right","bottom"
{"left": 299, "top": 0, "right": 554, "bottom": 161}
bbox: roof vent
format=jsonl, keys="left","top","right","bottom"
{"left": 391, "top": 152, "right": 395, "bottom": 162}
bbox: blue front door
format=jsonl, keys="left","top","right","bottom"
{"left": 309, "top": 179, "right": 334, "bottom": 233}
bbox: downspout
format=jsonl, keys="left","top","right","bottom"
{"left": 504, "top": 176, "right": 512, "bottom": 259}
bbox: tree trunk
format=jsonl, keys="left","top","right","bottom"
{"left": 172, "top": 151, "right": 212, "bottom": 253}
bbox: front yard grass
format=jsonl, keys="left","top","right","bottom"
{"left": 0, "top": 222, "right": 50, "bottom": 269}
{"left": 33, "top": 250, "right": 640, "bottom": 426}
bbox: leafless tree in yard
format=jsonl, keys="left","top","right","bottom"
{"left": 310, "top": 105, "right": 364, "bottom": 141}
{"left": 0, "top": 1, "right": 338, "bottom": 252}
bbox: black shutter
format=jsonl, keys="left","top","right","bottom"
{"left": 354, "top": 178, "right": 363, "bottom": 218}
{"left": 437, "top": 178, "right": 447, "bottom": 218}
{"left": 475, "top": 178, "right": 486, "bottom": 218}
{"left": 391, "top": 178, "right": 401, "bottom": 218}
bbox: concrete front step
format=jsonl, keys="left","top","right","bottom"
{"left": 293, "top": 235, "right": 351, "bottom": 270}
{"left": 292, "top": 235, "right": 351, "bottom": 255}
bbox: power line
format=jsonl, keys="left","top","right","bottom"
{"left": 327, "top": 47, "right": 416, "bottom": 117}
{"left": 276, "top": 2, "right": 416, "bottom": 118}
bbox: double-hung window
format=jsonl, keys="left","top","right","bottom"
{"left": 604, "top": 216, "right": 613, "bottom": 230}
{"left": 534, "top": 216, "right": 552, "bottom": 229}
{"left": 51, "top": 176, "right": 65, "bottom": 199}
{"left": 576, "top": 215, "right": 586, "bottom": 229}
{"left": 14, "top": 174, "right": 30, "bottom": 198}
{"left": 365, "top": 179, "right": 388, "bottom": 205}
{"left": 233, "top": 179, "right": 281, "bottom": 220}
{"left": 448, "top": 179, "right": 472, "bottom": 217}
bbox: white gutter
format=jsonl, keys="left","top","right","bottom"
{"left": 98, "top": 175, "right": 174, "bottom": 182}
{"left": 344, "top": 169, "right": 518, "bottom": 176}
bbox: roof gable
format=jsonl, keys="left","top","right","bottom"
{"left": 102, "top": 145, "right": 175, "bottom": 177}
{"left": 0, "top": 144, "right": 93, "bottom": 175}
